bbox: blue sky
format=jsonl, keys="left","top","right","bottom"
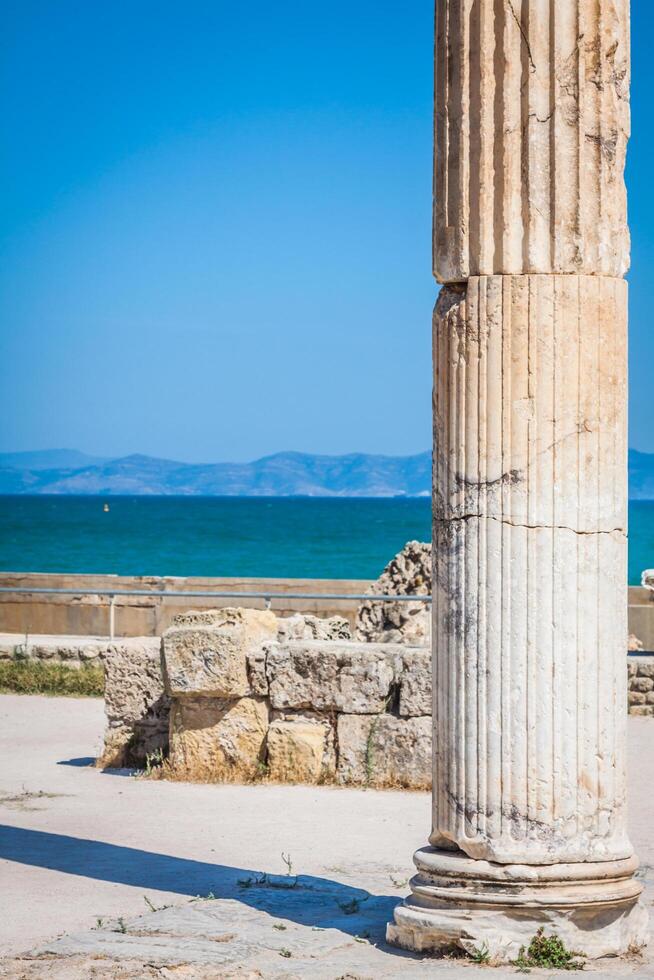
{"left": 1, "top": 1, "right": 652, "bottom": 463}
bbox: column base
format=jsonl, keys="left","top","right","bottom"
{"left": 386, "top": 848, "right": 648, "bottom": 963}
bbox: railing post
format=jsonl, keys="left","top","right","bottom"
{"left": 108, "top": 594, "right": 116, "bottom": 640}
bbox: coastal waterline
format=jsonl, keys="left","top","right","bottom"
{"left": 0, "top": 495, "right": 652, "bottom": 584}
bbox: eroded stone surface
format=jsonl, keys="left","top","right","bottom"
{"left": 266, "top": 640, "right": 399, "bottom": 714}
{"left": 432, "top": 277, "right": 628, "bottom": 533}
{"left": 276, "top": 612, "right": 351, "bottom": 642}
{"left": 162, "top": 608, "right": 277, "bottom": 698}
{"left": 266, "top": 717, "right": 335, "bottom": 783}
{"left": 434, "top": 0, "right": 630, "bottom": 282}
{"left": 355, "top": 541, "right": 431, "bottom": 645}
{"left": 99, "top": 639, "right": 168, "bottom": 767}
{"left": 168, "top": 696, "right": 269, "bottom": 780}
{"left": 398, "top": 650, "right": 431, "bottom": 717}
{"left": 337, "top": 714, "right": 431, "bottom": 789}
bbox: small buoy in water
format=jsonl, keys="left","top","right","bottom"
{"left": 103, "top": 503, "right": 110, "bottom": 513}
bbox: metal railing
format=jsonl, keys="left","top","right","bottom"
{"left": 0, "top": 586, "right": 431, "bottom": 640}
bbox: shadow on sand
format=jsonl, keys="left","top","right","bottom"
{"left": 0, "top": 824, "right": 402, "bottom": 941}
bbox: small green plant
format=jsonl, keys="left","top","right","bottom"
{"left": 279, "top": 948, "right": 292, "bottom": 958}
{"left": 281, "top": 852, "right": 293, "bottom": 877}
{"left": 114, "top": 917, "right": 127, "bottom": 934}
{"left": 273, "top": 923, "right": 287, "bottom": 931}
{"left": 190, "top": 891, "right": 216, "bottom": 901}
{"left": 142, "top": 748, "right": 164, "bottom": 777}
{"left": 513, "top": 928, "right": 584, "bottom": 971}
{"left": 470, "top": 942, "right": 491, "bottom": 964}
{"left": 389, "top": 873, "right": 409, "bottom": 889}
{"left": 364, "top": 718, "right": 380, "bottom": 784}
{"left": 95, "top": 917, "right": 104, "bottom": 929}
{"left": 143, "top": 894, "right": 171, "bottom": 913}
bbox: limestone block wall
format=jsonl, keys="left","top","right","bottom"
{"left": 90, "top": 619, "right": 652, "bottom": 779}
{"left": 628, "top": 656, "right": 654, "bottom": 716}
{"left": 98, "top": 610, "right": 434, "bottom": 788}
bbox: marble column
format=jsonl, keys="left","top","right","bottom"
{"left": 387, "top": 0, "right": 648, "bottom": 960}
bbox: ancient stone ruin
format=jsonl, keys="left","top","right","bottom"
{"left": 355, "top": 540, "right": 431, "bottom": 644}
{"left": 386, "top": 0, "right": 648, "bottom": 962}
{"left": 99, "top": 607, "right": 432, "bottom": 789}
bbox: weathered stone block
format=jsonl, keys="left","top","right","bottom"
{"left": 99, "top": 639, "right": 168, "bottom": 767}
{"left": 629, "top": 692, "right": 647, "bottom": 705}
{"left": 266, "top": 717, "right": 334, "bottom": 783}
{"left": 277, "top": 613, "right": 351, "bottom": 642}
{"left": 629, "top": 705, "right": 654, "bottom": 717}
{"left": 631, "top": 677, "right": 654, "bottom": 693}
{"left": 162, "top": 607, "right": 277, "bottom": 698}
{"left": 355, "top": 542, "right": 431, "bottom": 645}
{"left": 246, "top": 648, "right": 268, "bottom": 696}
{"left": 336, "top": 714, "right": 431, "bottom": 789}
{"left": 168, "top": 696, "right": 269, "bottom": 780}
{"left": 398, "top": 650, "right": 431, "bottom": 717}
{"left": 266, "top": 641, "right": 399, "bottom": 714}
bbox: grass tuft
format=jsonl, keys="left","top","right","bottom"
{"left": 0, "top": 659, "right": 104, "bottom": 696}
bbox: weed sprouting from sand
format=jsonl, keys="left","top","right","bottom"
{"left": 469, "top": 942, "right": 491, "bottom": 964}
{"left": 142, "top": 748, "right": 164, "bottom": 777}
{"left": 273, "top": 923, "right": 287, "bottom": 931}
{"left": 0, "top": 789, "right": 66, "bottom": 812}
{"left": 281, "top": 851, "right": 294, "bottom": 877}
{"left": 279, "top": 948, "right": 292, "bottom": 958}
{"left": 143, "top": 894, "right": 171, "bottom": 913}
{"left": 114, "top": 918, "right": 127, "bottom": 934}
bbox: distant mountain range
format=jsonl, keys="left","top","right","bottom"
{"left": 0, "top": 449, "right": 431, "bottom": 497}
{"left": 1, "top": 448, "right": 654, "bottom": 498}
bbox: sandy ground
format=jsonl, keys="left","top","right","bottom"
{"left": 0, "top": 694, "right": 653, "bottom": 977}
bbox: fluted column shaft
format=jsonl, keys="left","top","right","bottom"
{"left": 388, "top": 0, "right": 647, "bottom": 960}
{"left": 431, "top": 275, "right": 629, "bottom": 865}
{"left": 434, "top": 0, "right": 630, "bottom": 280}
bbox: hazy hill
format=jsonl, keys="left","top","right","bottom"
{"left": 0, "top": 449, "right": 109, "bottom": 471}
{"left": 0, "top": 450, "right": 432, "bottom": 497}
{"left": 1, "top": 448, "right": 653, "bottom": 498}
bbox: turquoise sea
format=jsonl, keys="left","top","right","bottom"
{"left": 0, "top": 496, "right": 653, "bottom": 585}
